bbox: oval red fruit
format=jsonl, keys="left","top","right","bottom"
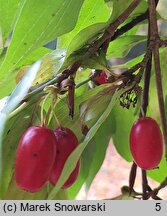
{"left": 50, "top": 127, "right": 80, "bottom": 189}
{"left": 130, "top": 117, "right": 163, "bottom": 170}
{"left": 15, "top": 126, "right": 57, "bottom": 192}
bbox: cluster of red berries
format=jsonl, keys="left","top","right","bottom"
{"left": 15, "top": 126, "right": 80, "bottom": 192}
{"left": 130, "top": 117, "right": 163, "bottom": 170}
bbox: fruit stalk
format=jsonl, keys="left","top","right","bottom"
{"left": 129, "top": 9, "right": 153, "bottom": 198}
{"left": 148, "top": 0, "right": 167, "bottom": 160}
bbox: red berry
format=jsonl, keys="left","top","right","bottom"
{"left": 130, "top": 117, "right": 163, "bottom": 170}
{"left": 50, "top": 127, "right": 80, "bottom": 189}
{"left": 95, "top": 70, "right": 108, "bottom": 85}
{"left": 15, "top": 126, "right": 57, "bottom": 192}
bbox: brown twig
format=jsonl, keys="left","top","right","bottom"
{"left": 26, "top": 1, "right": 142, "bottom": 102}
{"left": 148, "top": 0, "right": 167, "bottom": 160}
{"left": 129, "top": 162, "right": 137, "bottom": 194}
{"left": 141, "top": 170, "right": 149, "bottom": 200}
{"left": 139, "top": 30, "right": 152, "bottom": 200}
{"left": 140, "top": 55, "right": 152, "bottom": 117}
{"left": 110, "top": 0, "right": 159, "bottom": 42}
{"left": 83, "top": 0, "right": 142, "bottom": 59}
{"left": 145, "top": 177, "right": 167, "bottom": 200}
{"left": 68, "top": 75, "right": 75, "bottom": 118}
{"left": 159, "top": 39, "right": 167, "bottom": 47}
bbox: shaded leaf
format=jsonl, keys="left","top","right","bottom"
{"left": 107, "top": 35, "right": 146, "bottom": 58}
{"left": 0, "top": 61, "right": 41, "bottom": 197}
{"left": 66, "top": 23, "right": 107, "bottom": 60}
{"left": 148, "top": 155, "right": 167, "bottom": 183}
{"left": 82, "top": 51, "right": 107, "bottom": 70}
{"left": 80, "top": 85, "right": 116, "bottom": 128}
{"left": 110, "top": 102, "right": 136, "bottom": 162}
{"left": 110, "top": 0, "right": 147, "bottom": 23}
{"left": 0, "top": 104, "right": 34, "bottom": 198}
{"left": 85, "top": 111, "right": 116, "bottom": 189}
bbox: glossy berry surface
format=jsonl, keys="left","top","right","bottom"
{"left": 50, "top": 127, "right": 80, "bottom": 189}
{"left": 15, "top": 126, "right": 57, "bottom": 192}
{"left": 130, "top": 117, "right": 163, "bottom": 170}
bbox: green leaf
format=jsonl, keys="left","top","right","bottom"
{"left": 0, "top": 61, "right": 41, "bottom": 196}
{"left": 4, "top": 175, "right": 68, "bottom": 200}
{"left": 0, "top": 0, "right": 84, "bottom": 94}
{"left": 4, "top": 175, "right": 48, "bottom": 200}
{"left": 16, "top": 47, "right": 52, "bottom": 69}
{"left": 107, "top": 35, "right": 146, "bottom": 58}
{"left": 148, "top": 48, "right": 167, "bottom": 124}
{"left": 110, "top": 0, "right": 147, "bottom": 23}
{"left": 49, "top": 85, "right": 110, "bottom": 199}
{"left": 110, "top": 0, "right": 134, "bottom": 22}
{"left": 0, "top": 0, "right": 22, "bottom": 44}
{"left": 0, "top": 102, "right": 68, "bottom": 200}
{"left": 110, "top": 186, "right": 134, "bottom": 200}
{"left": 58, "top": 0, "right": 111, "bottom": 49}
{"left": 147, "top": 155, "right": 167, "bottom": 183}
{"left": 48, "top": 85, "right": 134, "bottom": 199}
{"left": 80, "top": 85, "right": 116, "bottom": 128}
{"left": 0, "top": 48, "right": 65, "bottom": 98}
{"left": 0, "top": 104, "right": 35, "bottom": 198}
{"left": 67, "top": 87, "right": 117, "bottom": 199}
{"left": 82, "top": 51, "right": 107, "bottom": 70}
{"left": 85, "top": 111, "right": 116, "bottom": 189}
{"left": 110, "top": 102, "right": 136, "bottom": 162}
{"left": 157, "top": 0, "right": 167, "bottom": 21}
{"left": 2, "top": 60, "right": 41, "bottom": 114}
{"left": 104, "top": 0, "right": 114, "bottom": 9}
{"left": 66, "top": 23, "right": 107, "bottom": 60}
{"left": 16, "top": 49, "right": 66, "bottom": 86}
{"left": 67, "top": 139, "right": 96, "bottom": 199}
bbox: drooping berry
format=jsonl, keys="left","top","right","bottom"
{"left": 50, "top": 127, "right": 80, "bottom": 189}
{"left": 130, "top": 117, "right": 163, "bottom": 170}
{"left": 15, "top": 126, "right": 57, "bottom": 192}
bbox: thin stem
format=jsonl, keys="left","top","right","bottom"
{"left": 110, "top": 0, "right": 159, "bottom": 42}
{"left": 139, "top": 11, "right": 152, "bottom": 117}
{"left": 148, "top": 0, "right": 167, "bottom": 159}
{"left": 141, "top": 170, "right": 149, "bottom": 200}
{"left": 76, "top": 77, "right": 91, "bottom": 88}
{"left": 129, "top": 162, "right": 137, "bottom": 194}
{"left": 138, "top": 6, "right": 152, "bottom": 200}
{"left": 44, "top": 92, "right": 62, "bottom": 127}
{"left": 40, "top": 93, "right": 50, "bottom": 126}
{"left": 8, "top": 102, "right": 27, "bottom": 119}
{"left": 139, "top": 55, "right": 152, "bottom": 117}
{"left": 51, "top": 106, "right": 61, "bottom": 128}
{"left": 82, "top": 0, "right": 142, "bottom": 59}
{"left": 68, "top": 75, "right": 75, "bottom": 118}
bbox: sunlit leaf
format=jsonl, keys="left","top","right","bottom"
{"left": 0, "top": 0, "right": 84, "bottom": 96}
